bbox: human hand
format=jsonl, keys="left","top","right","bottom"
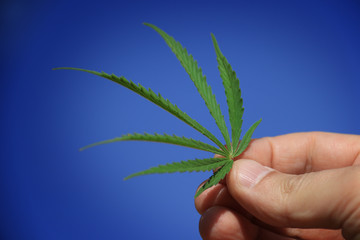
{"left": 195, "top": 132, "right": 360, "bottom": 240}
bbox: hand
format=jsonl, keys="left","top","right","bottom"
{"left": 195, "top": 132, "right": 360, "bottom": 240}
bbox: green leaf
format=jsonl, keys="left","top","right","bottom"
{"left": 211, "top": 34, "right": 244, "bottom": 154}
{"left": 234, "top": 119, "right": 262, "bottom": 157}
{"left": 55, "top": 24, "right": 263, "bottom": 200}
{"left": 80, "top": 133, "right": 226, "bottom": 156}
{"left": 144, "top": 23, "right": 231, "bottom": 152}
{"left": 124, "top": 158, "right": 231, "bottom": 180}
{"left": 53, "top": 67, "right": 228, "bottom": 154}
{"left": 194, "top": 159, "right": 233, "bottom": 198}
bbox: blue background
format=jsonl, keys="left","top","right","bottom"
{"left": 1, "top": 0, "right": 359, "bottom": 239}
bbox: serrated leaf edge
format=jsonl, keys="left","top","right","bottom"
{"left": 124, "top": 158, "right": 231, "bottom": 180}
{"left": 144, "top": 23, "right": 232, "bottom": 152}
{"left": 53, "top": 67, "right": 229, "bottom": 155}
{"left": 211, "top": 33, "right": 244, "bottom": 155}
{"left": 235, "top": 119, "right": 262, "bottom": 157}
{"left": 80, "top": 132, "right": 225, "bottom": 156}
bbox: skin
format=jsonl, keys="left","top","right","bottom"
{"left": 195, "top": 132, "right": 360, "bottom": 240}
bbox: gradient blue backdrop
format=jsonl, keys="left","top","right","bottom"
{"left": 1, "top": 0, "right": 359, "bottom": 239}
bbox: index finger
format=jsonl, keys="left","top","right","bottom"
{"left": 236, "top": 132, "right": 360, "bottom": 174}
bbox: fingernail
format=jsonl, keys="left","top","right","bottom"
{"left": 236, "top": 160, "right": 273, "bottom": 188}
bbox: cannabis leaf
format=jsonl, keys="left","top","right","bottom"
{"left": 124, "top": 158, "right": 231, "bottom": 180}
{"left": 211, "top": 33, "right": 244, "bottom": 154}
{"left": 194, "top": 160, "right": 233, "bottom": 198}
{"left": 54, "top": 68, "right": 228, "bottom": 154}
{"left": 80, "top": 133, "right": 225, "bottom": 156}
{"left": 144, "top": 23, "right": 232, "bottom": 151}
{"left": 54, "top": 23, "right": 261, "bottom": 198}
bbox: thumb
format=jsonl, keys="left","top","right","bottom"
{"left": 227, "top": 159, "right": 360, "bottom": 239}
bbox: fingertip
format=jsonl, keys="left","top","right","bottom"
{"left": 199, "top": 206, "right": 259, "bottom": 240}
{"left": 195, "top": 181, "right": 225, "bottom": 214}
